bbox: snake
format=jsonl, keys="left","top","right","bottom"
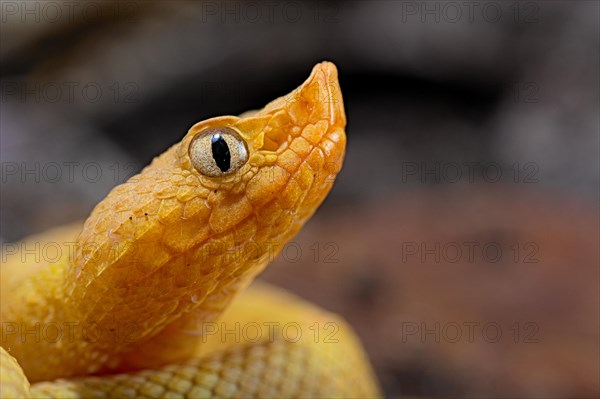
{"left": 0, "top": 62, "right": 381, "bottom": 398}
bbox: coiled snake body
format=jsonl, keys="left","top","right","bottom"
{"left": 0, "top": 62, "right": 380, "bottom": 398}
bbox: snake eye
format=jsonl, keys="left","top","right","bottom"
{"left": 189, "top": 127, "right": 249, "bottom": 177}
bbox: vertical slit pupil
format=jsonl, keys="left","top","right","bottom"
{"left": 211, "top": 134, "right": 231, "bottom": 172}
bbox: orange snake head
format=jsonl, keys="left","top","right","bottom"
{"left": 179, "top": 61, "right": 346, "bottom": 238}
{"left": 67, "top": 62, "right": 346, "bottom": 351}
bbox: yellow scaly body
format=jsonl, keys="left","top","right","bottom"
{"left": 0, "top": 62, "right": 380, "bottom": 398}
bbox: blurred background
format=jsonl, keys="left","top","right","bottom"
{"left": 1, "top": 1, "right": 598, "bottom": 397}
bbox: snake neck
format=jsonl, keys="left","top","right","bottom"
{"left": 61, "top": 145, "right": 276, "bottom": 352}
